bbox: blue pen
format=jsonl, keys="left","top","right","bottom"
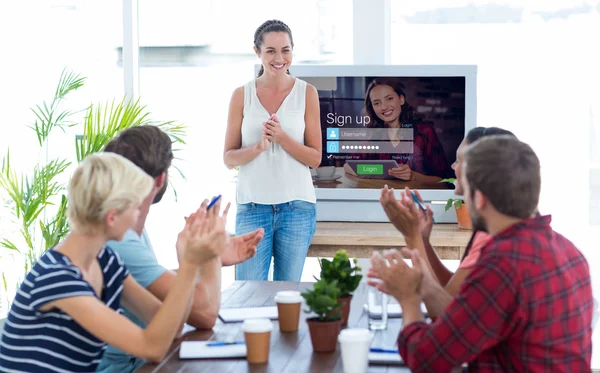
{"left": 370, "top": 347, "right": 399, "bottom": 354}
{"left": 206, "top": 341, "right": 245, "bottom": 347}
{"left": 411, "top": 191, "right": 436, "bottom": 224}
{"left": 206, "top": 195, "right": 222, "bottom": 210}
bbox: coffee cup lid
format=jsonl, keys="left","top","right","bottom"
{"left": 243, "top": 318, "right": 273, "bottom": 333}
{"left": 338, "top": 328, "right": 373, "bottom": 343}
{"left": 274, "top": 291, "right": 302, "bottom": 304}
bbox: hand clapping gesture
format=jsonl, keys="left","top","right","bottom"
{"left": 176, "top": 198, "right": 228, "bottom": 266}
{"left": 380, "top": 186, "right": 423, "bottom": 240}
{"left": 217, "top": 199, "right": 264, "bottom": 266}
{"left": 367, "top": 248, "right": 423, "bottom": 304}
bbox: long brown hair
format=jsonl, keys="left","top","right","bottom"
{"left": 364, "top": 78, "right": 414, "bottom": 128}
{"left": 254, "top": 20, "right": 294, "bottom": 77}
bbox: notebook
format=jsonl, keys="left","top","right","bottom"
{"left": 363, "top": 302, "right": 428, "bottom": 318}
{"left": 369, "top": 351, "right": 403, "bottom": 365}
{"left": 218, "top": 306, "right": 279, "bottom": 323}
{"left": 179, "top": 341, "right": 247, "bottom": 359}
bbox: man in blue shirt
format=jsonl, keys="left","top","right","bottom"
{"left": 97, "top": 125, "right": 264, "bottom": 373}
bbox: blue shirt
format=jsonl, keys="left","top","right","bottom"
{"left": 0, "top": 247, "right": 129, "bottom": 372}
{"left": 96, "top": 229, "right": 167, "bottom": 373}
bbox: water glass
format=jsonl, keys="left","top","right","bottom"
{"left": 367, "top": 285, "right": 388, "bottom": 330}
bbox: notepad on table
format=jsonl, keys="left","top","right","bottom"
{"left": 218, "top": 306, "right": 279, "bottom": 323}
{"left": 179, "top": 341, "right": 247, "bottom": 360}
{"left": 363, "top": 302, "right": 428, "bottom": 318}
{"left": 369, "top": 351, "right": 403, "bottom": 365}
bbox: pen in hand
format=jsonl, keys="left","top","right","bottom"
{"left": 206, "top": 195, "right": 222, "bottom": 210}
{"left": 411, "top": 191, "right": 436, "bottom": 224}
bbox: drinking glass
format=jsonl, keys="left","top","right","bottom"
{"left": 367, "top": 285, "right": 388, "bottom": 330}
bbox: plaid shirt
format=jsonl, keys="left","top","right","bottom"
{"left": 398, "top": 215, "right": 593, "bottom": 372}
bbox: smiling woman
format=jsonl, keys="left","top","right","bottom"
{"left": 222, "top": 19, "right": 322, "bottom": 282}
{"left": 345, "top": 77, "right": 453, "bottom": 185}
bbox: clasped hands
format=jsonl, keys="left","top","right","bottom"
{"left": 175, "top": 198, "right": 263, "bottom": 267}
{"left": 257, "top": 114, "right": 288, "bottom": 152}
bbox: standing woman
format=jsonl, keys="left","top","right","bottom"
{"left": 223, "top": 19, "right": 322, "bottom": 282}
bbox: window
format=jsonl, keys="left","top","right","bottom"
{"left": 391, "top": 0, "right": 600, "bottom": 290}
{"left": 137, "top": 0, "right": 352, "bottom": 286}
{"left": 0, "top": 0, "right": 123, "bottom": 316}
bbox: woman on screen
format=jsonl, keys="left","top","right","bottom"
{"left": 345, "top": 78, "right": 454, "bottom": 184}
{"left": 0, "top": 153, "right": 227, "bottom": 372}
{"left": 223, "top": 20, "right": 322, "bottom": 282}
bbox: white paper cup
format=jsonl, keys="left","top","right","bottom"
{"left": 243, "top": 318, "right": 273, "bottom": 364}
{"left": 338, "top": 328, "right": 373, "bottom": 373}
{"left": 274, "top": 291, "right": 303, "bottom": 304}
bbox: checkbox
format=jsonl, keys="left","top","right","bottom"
{"left": 327, "top": 154, "right": 333, "bottom": 159}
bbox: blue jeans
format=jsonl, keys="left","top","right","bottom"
{"left": 235, "top": 201, "right": 316, "bottom": 281}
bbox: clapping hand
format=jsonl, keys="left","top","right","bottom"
{"left": 217, "top": 200, "right": 264, "bottom": 266}
{"left": 367, "top": 248, "right": 423, "bottom": 303}
{"left": 221, "top": 229, "right": 264, "bottom": 266}
{"left": 412, "top": 189, "right": 434, "bottom": 242}
{"left": 176, "top": 198, "right": 228, "bottom": 266}
{"left": 380, "top": 186, "right": 423, "bottom": 240}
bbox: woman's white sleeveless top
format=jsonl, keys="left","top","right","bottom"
{"left": 236, "top": 78, "right": 316, "bottom": 204}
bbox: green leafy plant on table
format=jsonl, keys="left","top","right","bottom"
{"left": 318, "top": 249, "right": 362, "bottom": 326}
{"left": 301, "top": 278, "right": 343, "bottom": 352}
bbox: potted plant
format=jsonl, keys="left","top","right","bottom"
{"left": 0, "top": 69, "right": 186, "bottom": 311}
{"left": 301, "top": 278, "right": 342, "bottom": 353}
{"left": 440, "top": 178, "right": 472, "bottom": 230}
{"left": 318, "top": 250, "right": 362, "bottom": 327}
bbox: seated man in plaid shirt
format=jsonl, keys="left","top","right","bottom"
{"left": 368, "top": 135, "right": 593, "bottom": 373}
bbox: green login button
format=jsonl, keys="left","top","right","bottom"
{"left": 357, "top": 164, "right": 383, "bottom": 175}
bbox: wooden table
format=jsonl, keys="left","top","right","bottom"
{"left": 139, "top": 281, "right": 412, "bottom": 373}
{"left": 309, "top": 222, "right": 473, "bottom": 260}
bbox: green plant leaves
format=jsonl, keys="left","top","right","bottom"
{"left": 54, "top": 68, "right": 86, "bottom": 100}
{"left": 0, "top": 68, "right": 189, "bottom": 303}
{"left": 445, "top": 198, "right": 454, "bottom": 212}
{"left": 39, "top": 195, "right": 69, "bottom": 250}
{"left": 29, "top": 68, "right": 85, "bottom": 147}
{"left": 301, "top": 278, "right": 342, "bottom": 321}
{"left": 0, "top": 239, "right": 19, "bottom": 253}
{"left": 75, "top": 97, "right": 186, "bottom": 163}
{"left": 318, "top": 249, "right": 362, "bottom": 298}
{"left": 445, "top": 198, "right": 465, "bottom": 212}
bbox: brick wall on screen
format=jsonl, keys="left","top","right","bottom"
{"left": 400, "top": 77, "right": 465, "bottom": 165}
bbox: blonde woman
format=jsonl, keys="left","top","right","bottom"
{"left": 0, "top": 153, "right": 227, "bottom": 372}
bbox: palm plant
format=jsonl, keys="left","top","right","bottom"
{"left": 0, "top": 68, "right": 186, "bottom": 305}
